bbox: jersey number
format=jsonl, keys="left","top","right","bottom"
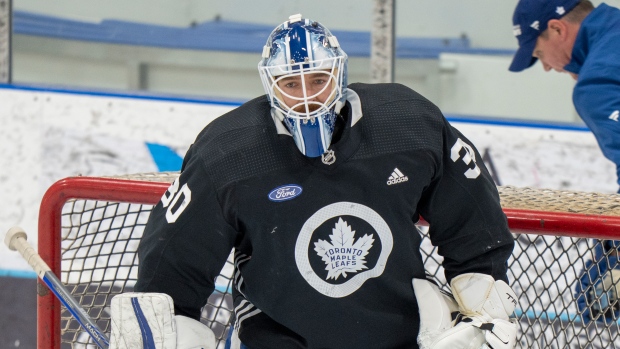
{"left": 161, "top": 178, "right": 192, "bottom": 223}
{"left": 450, "top": 138, "right": 481, "bottom": 179}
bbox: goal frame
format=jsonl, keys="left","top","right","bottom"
{"left": 37, "top": 175, "right": 620, "bottom": 349}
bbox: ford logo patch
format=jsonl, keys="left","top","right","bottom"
{"left": 268, "top": 184, "right": 303, "bottom": 202}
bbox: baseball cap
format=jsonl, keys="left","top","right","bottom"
{"left": 509, "top": 0, "right": 580, "bottom": 72}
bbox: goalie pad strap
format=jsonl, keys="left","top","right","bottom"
{"left": 479, "top": 323, "right": 494, "bottom": 331}
{"left": 468, "top": 318, "right": 517, "bottom": 347}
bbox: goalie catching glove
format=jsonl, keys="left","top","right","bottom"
{"left": 110, "top": 293, "right": 216, "bottom": 349}
{"left": 413, "top": 273, "right": 518, "bottom": 349}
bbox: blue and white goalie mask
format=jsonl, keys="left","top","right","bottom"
{"left": 258, "top": 14, "right": 348, "bottom": 158}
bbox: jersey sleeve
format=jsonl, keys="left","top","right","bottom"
{"left": 135, "top": 144, "right": 238, "bottom": 319}
{"left": 417, "top": 117, "right": 514, "bottom": 283}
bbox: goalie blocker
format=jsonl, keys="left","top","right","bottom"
{"left": 110, "top": 293, "right": 216, "bottom": 349}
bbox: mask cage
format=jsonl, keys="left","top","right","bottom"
{"left": 259, "top": 56, "right": 346, "bottom": 121}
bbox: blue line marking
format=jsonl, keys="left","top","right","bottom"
{"left": 514, "top": 308, "right": 582, "bottom": 323}
{"left": 0, "top": 269, "right": 37, "bottom": 279}
{"left": 0, "top": 269, "right": 232, "bottom": 294}
{"left": 445, "top": 114, "right": 590, "bottom": 132}
{"left": 214, "top": 284, "right": 233, "bottom": 294}
{"left": 0, "top": 84, "right": 591, "bottom": 131}
{"left": 0, "top": 83, "right": 245, "bottom": 107}
{"left": 514, "top": 308, "right": 620, "bottom": 325}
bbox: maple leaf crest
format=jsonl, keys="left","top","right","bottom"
{"left": 314, "top": 217, "right": 374, "bottom": 280}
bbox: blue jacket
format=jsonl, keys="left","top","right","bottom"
{"left": 575, "top": 240, "right": 620, "bottom": 324}
{"left": 565, "top": 3, "right": 620, "bottom": 189}
{"left": 575, "top": 257, "right": 620, "bottom": 325}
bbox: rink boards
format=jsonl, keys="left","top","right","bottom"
{"left": 0, "top": 84, "right": 618, "bottom": 347}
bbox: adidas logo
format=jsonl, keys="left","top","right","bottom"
{"left": 387, "top": 168, "right": 409, "bottom": 185}
{"left": 609, "top": 110, "right": 619, "bottom": 122}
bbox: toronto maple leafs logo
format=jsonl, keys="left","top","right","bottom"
{"left": 314, "top": 218, "right": 374, "bottom": 280}
{"left": 295, "top": 202, "right": 393, "bottom": 298}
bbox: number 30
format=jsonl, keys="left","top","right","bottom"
{"left": 161, "top": 178, "right": 192, "bottom": 223}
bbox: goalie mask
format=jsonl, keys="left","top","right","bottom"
{"left": 258, "top": 14, "right": 348, "bottom": 158}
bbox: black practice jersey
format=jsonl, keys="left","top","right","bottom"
{"left": 135, "top": 83, "right": 514, "bottom": 349}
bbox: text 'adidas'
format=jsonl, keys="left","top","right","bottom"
{"left": 387, "top": 168, "right": 409, "bottom": 185}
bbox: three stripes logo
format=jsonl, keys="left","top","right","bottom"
{"left": 387, "top": 168, "right": 409, "bottom": 185}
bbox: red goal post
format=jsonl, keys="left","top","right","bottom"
{"left": 37, "top": 173, "right": 620, "bottom": 349}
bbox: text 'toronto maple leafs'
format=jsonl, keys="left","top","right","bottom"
{"left": 314, "top": 217, "right": 374, "bottom": 280}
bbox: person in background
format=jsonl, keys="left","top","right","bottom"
{"left": 508, "top": 0, "right": 620, "bottom": 325}
{"left": 575, "top": 240, "right": 620, "bottom": 324}
{"left": 509, "top": 0, "right": 620, "bottom": 191}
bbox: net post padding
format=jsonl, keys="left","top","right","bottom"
{"left": 37, "top": 173, "right": 620, "bottom": 349}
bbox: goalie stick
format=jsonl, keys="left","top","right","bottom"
{"left": 4, "top": 226, "right": 110, "bottom": 349}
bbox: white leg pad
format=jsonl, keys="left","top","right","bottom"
{"left": 175, "top": 315, "right": 216, "bottom": 349}
{"left": 413, "top": 278, "right": 458, "bottom": 333}
{"left": 110, "top": 292, "right": 216, "bottom": 349}
{"left": 413, "top": 278, "right": 484, "bottom": 349}
{"left": 110, "top": 293, "right": 176, "bottom": 349}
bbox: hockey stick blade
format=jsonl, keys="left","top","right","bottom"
{"left": 5, "top": 226, "right": 110, "bottom": 349}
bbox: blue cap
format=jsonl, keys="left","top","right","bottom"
{"left": 509, "top": 0, "right": 580, "bottom": 72}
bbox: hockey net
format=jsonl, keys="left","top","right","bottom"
{"left": 37, "top": 173, "right": 620, "bottom": 349}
